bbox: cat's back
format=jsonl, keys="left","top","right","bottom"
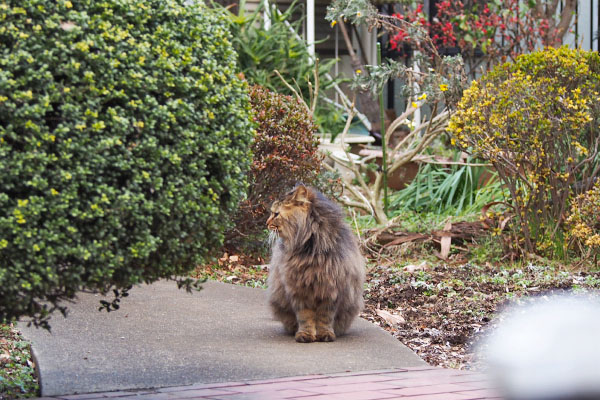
{"left": 312, "top": 191, "right": 362, "bottom": 258}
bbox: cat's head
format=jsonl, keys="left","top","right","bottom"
{"left": 266, "top": 185, "right": 314, "bottom": 242}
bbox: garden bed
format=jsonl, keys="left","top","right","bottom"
{"left": 362, "top": 254, "right": 600, "bottom": 369}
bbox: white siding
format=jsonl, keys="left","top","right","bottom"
{"left": 566, "top": 0, "right": 599, "bottom": 51}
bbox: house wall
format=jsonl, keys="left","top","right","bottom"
{"left": 565, "top": 0, "right": 599, "bottom": 51}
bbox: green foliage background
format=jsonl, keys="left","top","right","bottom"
{"left": 0, "top": 0, "right": 254, "bottom": 326}
{"left": 214, "top": 0, "right": 347, "bottom": 134}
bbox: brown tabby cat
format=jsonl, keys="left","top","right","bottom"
{"left": 266, "top": 185, "right": 365, "bottom": 343}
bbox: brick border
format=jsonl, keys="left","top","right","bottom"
{"left": 40, "top": 367, "right": 501, "bottom": 400}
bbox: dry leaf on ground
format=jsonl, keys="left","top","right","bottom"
{"left": 375, "top": 309, "right": 406, "bottom": 326}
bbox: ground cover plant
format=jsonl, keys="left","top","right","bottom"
{"left": 0, "top": 323, "right": 38, "bottom": 398}
{"left": 389, "top": 155, "right": 506, "bottom": 216}
{"left": 0, "top": 0, "right": 254, "bottom": 328}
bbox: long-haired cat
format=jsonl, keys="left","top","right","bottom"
{"left": 266, "top": 184, "right": 365, "bottom": 342}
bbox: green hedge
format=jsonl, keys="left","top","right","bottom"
{"left": 0, "top": 0, "right": 254, "bottom": 326}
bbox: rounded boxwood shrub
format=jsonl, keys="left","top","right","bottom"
{"left": 0, "top": 0, "right": 254, "bottom": 326}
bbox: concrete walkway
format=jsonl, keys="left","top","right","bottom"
{"left": 20, "top": 280, "right": 428, "bottom": 397}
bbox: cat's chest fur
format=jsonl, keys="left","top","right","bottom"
{"left": 272, "top": 238, "right": 340, "bottom": 303}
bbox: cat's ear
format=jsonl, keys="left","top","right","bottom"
{"left": 291, "top": 185, "right": 312, "bottom": 204}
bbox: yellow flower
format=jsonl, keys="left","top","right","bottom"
{"left": 330, "top": 20, "right": 337, "bottom": 28}
{"left": 439, "top": 84, "right": 448, "bottom": 92}
{"left": 357, "top": 12, "right": 361, "bottom": 17}
{"left": 411, "top": 102, "right": 418, "bottom": 108}
{"left": 355, "top": 69, "right": 362, "bottom": 75}
{"left": 418, "top": 93, "right": 427, "bottom": 101}
{"left": 586, "top": 234, "right": 600, "bottom": 247}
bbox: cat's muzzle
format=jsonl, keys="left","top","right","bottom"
{"left": 267, "top": 223, "right": 278, "bottom": 232}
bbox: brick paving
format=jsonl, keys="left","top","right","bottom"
{"left": 37, "top": 367, "right": 502, "bottom": 400}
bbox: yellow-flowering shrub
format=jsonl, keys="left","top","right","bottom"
{"left": 448, "top": 47, "right": 600, "bottom": 256}
{"left": 567, "top": 182, "right": 600, "bottom": 261}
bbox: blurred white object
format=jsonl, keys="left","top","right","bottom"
{"left": 482, "top": 294, "right": 600, "bottom": 400}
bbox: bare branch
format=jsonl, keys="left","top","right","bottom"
{"left": 556, "top": 0, "right": 577, "bottom": 40}
{"left": 274, "top": 69, "right": 310, "bottom": 113}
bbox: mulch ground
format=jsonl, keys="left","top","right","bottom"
{"left": 362, "top": 258, "right": 600, "bottom": 369}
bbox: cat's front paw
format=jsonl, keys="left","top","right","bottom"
{"left": 316, "top": 330, "right": 336, "bottom": 342}
{"left": 295, "top": 330, "right": 316, "bottom": 343}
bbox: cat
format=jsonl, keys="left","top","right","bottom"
{"left": 266, "top": 184, "right": 365, "bottom": 343}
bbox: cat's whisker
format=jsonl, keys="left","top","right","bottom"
{"left": 267, "top": 229, "right": 279, "bottom": 248}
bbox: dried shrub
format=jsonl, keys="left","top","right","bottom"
{"left": 448, "top": 47, "right": 600, "bottom": 256}
{"left": 227, "top": 85, "right": 323, "bottom": 249}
